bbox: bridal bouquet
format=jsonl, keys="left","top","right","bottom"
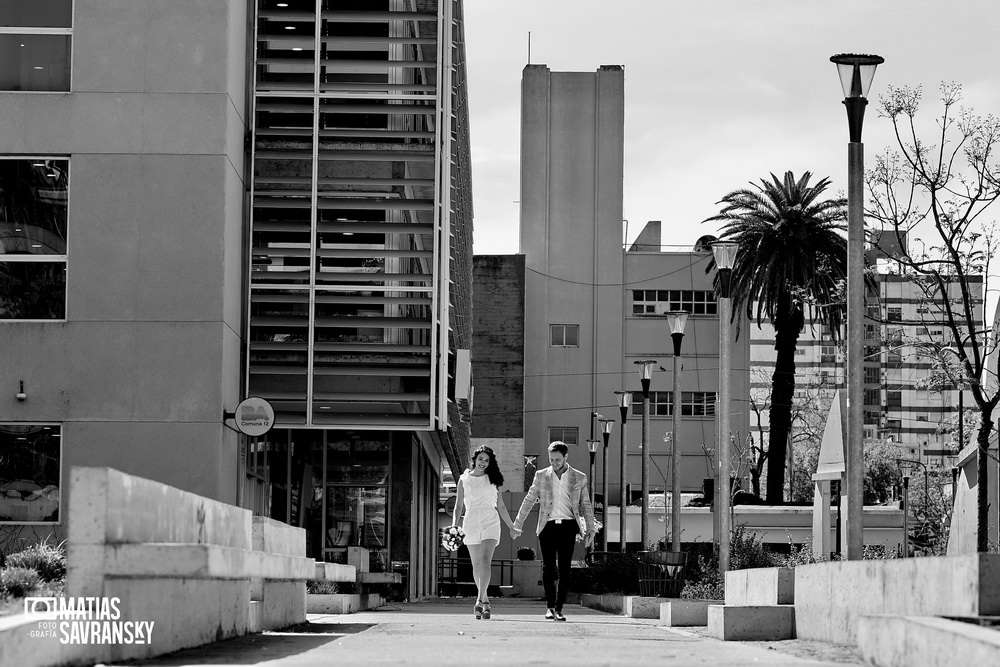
{"left": 441, "top": 526, "right": 466, "bottom": 551}
{"left": 576, "top": 518, "right": 603, "bottom": 543}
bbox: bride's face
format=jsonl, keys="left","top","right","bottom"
{"left": 474, "top": 452, "right": 491, "bottom": 472}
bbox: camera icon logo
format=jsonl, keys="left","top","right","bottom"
{"left": 24, "top": 597, "right": 59, "bottom": 620}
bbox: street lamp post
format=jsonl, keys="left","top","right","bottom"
{"left": 587, "top": 439, "right": 599, "bottom": 520}
{"left": 599, "top": 417, "right": 614, "bottom": 551}
{"left": 831, "top": 52, "right": 884, "bottom": 560}
{"left": 665, "top": 311, "right": 688, "bottom": 552}
{"left": 614, "top": 390, "right": 632, "bottom": 552}
{"left": 711, "top": 240, "right": 739, "bottom": 575}
{"left": 902, "top": 473, "right": 910, "bottom": 557}
{"left": 635, "top": 359, "right": 657, "bottom": 549}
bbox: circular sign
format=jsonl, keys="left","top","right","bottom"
{"left": 234, "top": 397, "right": 275, "bottom": 437}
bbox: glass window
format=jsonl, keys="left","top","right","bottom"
{"left": 887, "top": 390, "right": 902, "bottom": 408}
{"left": 630, "top": 289, "right": 717, "bottom": 316}
{"left": 549, "top": 324, "right": 579, "bottom": 347}
{"left": 631, "top": 391, "right": 716, "bottom": 417}
{"left": 630, "top": 390, "right": 671, "bottom": 416}
{"left": 325, "top": 486, "right": 386, "bottom": 551}
{"left": 0, "top": 424, "right": 61, "bottom": 523}
{"left": 0, "top": 1, "right": 72, "bottom": 91}
{"left": 548, "top": 427, "right": 578, "bottom": 445}
{"left": 0, "top": 158, "right": 68, "bottom": 319}
{"left": 681, "top": 391, "right": 717, "bottom": 417}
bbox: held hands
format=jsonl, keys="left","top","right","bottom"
{"left": 584, "top": 530, "right": 596, "bottom": 547}
{"left": 509, "top": 526, "right": 522, "bottom": 540}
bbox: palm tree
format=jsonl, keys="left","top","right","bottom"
{"left": 705, "top": 171, "right": 847, "bottom": 504}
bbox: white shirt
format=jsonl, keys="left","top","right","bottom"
{"left": 549, "top": 468, "right": 574, "bottom": 521}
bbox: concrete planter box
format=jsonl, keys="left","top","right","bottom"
{"left": 659, "top": 598, "right": 723, "bottom": 626}
{"left": 580, "top": 593, "right": 624, "bottom": 614}
{"left": 511, "top": 560, "right": 544, "bottom": 598}
{"left": 708, "top": 604, "right": 796, "bottom": 641}
{"left": 623, "top": 596, "right": 669, "bottom": 619}
{"left": 725, "top": 566, "right": 794, "bottom": 605}
{"left": 307, "top": 593, "right": 385, "bottom": 614}
{"left": 794, "top": 553, "right": 1000, "bottom": 645}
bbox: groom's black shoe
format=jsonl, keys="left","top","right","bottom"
{"left": 544, "top": 608, "right": 555, "bottom": 620}
{"left": 553, "top": 609, "right": 566, "bottom": 621}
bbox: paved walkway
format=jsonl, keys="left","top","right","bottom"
{"left": 120, "top": 598, "right": 865, "bottom": 666}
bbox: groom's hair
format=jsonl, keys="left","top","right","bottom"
{"left": 548, "top": 441, "right": 568, "bottom": 456}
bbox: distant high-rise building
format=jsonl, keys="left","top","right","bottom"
{"left": 749, "top": 270, "right": 982, "bottom": 467}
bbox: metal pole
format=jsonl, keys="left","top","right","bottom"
{"left": 902, "top": 476, "right": 910, "bottom": 557}
{"left": 589, "top": 450, "right": 597, "bottom": 517}
{"left": 619, "top": 419, "right": 628, "bottom": 552}
{"left": 719, "top": 293, "right": 733, "bottom": 574}
{"left": 845, "top": 139, "right": 865, "bottom": 560}
{"left": 664, "top": 439, "right": 670, "bottom": 552}
{"left": 641, "top": 393, "right": 650, "bottom": 549}
{"left": 671, "top": 347, "right": 682, "bottom": 551}
{"left": 602, "top": 437, "right": 609, "bottom": 551}
{"left": 958, "top": 389, "right": 963, "bottom": 450}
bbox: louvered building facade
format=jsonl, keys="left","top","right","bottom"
{"left": 246, "top": 0, "right": 472, "bottom": 598}
{"left": 0, "top": 0, "right": 472, "bottom": 601}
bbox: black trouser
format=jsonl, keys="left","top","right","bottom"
{"left": 538, "top": 519, "right": 579, "bottom": 611}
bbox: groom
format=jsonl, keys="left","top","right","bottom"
{"left": 511, "top": 441, "right": 597, "bottom": 621}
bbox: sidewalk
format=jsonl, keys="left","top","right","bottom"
{"left": 118, "top": 598, "right": 865, "bottom": 666}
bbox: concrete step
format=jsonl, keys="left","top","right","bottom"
{"left": 707, "top": 604, "right": 795, "bottom": 641}
{"left": 659, "top": 599, "right": 723, "bottom": 627}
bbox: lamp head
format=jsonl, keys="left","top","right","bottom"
{"left": 614, "top": 390, "right": 632, "bottom": 411}
{"left": 634, "top": 359, "right": 657, "bottom": 381}
{"left": 830, "top": 53, "right": 884, "bottom": 100}
{"left": 710, "top": 240, "right": 740, "bottom": 271}
{"left": 664, "top": 311, "right": 688, "bottom": 336}
{"left": 587, "top": 439, "right": 600, "bottom": 454}
{"left": 599, "top": 418, "right": 615, "bottom": 436}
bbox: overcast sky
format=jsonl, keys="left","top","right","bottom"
{"left": 463, "top": 0, "right": 1000, "bottom": 257}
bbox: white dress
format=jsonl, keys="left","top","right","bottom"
{"left": 459, "top": 471, "right": 501, "bottom": 545}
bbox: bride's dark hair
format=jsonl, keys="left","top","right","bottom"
{"left": 469, "top": 446, "right": 504, "bottom": 487}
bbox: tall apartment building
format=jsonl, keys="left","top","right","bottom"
{"left": 749, "top": 270, "right": 983, "bottom": 468}
{"left": 517, "top": 66, "right": 749, "bottom": 545}
{"left": 0, "top": 0, "right": 472, "bottom": 600}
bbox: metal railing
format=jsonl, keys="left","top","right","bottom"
{"left": 437, "top": 558, "right": 514, "bottom": 596}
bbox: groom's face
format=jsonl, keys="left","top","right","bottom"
{"left": 548, "top": 451, "right": 567, "bottom": 472}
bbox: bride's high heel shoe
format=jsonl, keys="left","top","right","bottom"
{"left": 474, "top": 600, "right": 483, "bottom": 619}
{"left": 481, "top": 600, "right": 491, "bottom": 620}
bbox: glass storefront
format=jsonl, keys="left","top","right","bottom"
{"left": 248, "top": 429, "right": 391, "bottom": 564}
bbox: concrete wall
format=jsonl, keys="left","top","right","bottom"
{"left": 471, "top": 256, "right": 525, "bottom": 491}
{"left": 794, "top": 552, "right": 1000, "bottom": 644}
{"left": 948, "top": 440, "right": 1000, "bottom": 554}
{"left": 622, "top": 249, "right": 752, "bottom": 495}
{"left": 519, "top": 65, "right": 625, "bottom": 463}
{"left": 0, "top": 0, "right": 247, "bottom": 533}
{"left": 471, "top": 255, "right": 525, "bottom": 440}
{"left": 605, "top": 505, "right": 903, "bottom": 549}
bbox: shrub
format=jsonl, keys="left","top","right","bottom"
{"left": 781, "top": 538, "right": 832, "bottom": 567}
{"left": 307, "top": 580, "right": 339, "bottom": 594}
{"left": 729, "top": 524, "right": 779, "bottom": 570}
{"left": 6, "top": 539, "right": 66, "bottom": 582}
{"left": 582, "top": 553, "right": 640, "bottom": 595}
{"left": 1, "top": 566, "right": 40, "bottom": 598}
{"left": 516, "top": 546, "right": 535, "bottom": 561}
{"left": 679, "top": 546, "right": 720, "bottom": 600}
